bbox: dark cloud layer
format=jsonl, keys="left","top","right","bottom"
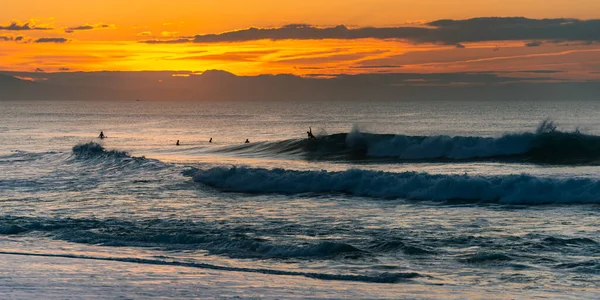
{"left": 143, "top": 17, "right": 600, "bottom": 45}
{"left": 0, "top": 22, "right": 52, "bottom": 31}
{"left": 64, "top": 24, "right": 111, "bottom": 33}
{"left": 35, "top": 37, "right": 68, "bottom": 43}
{"left": 0, "top": 35, "right": 26, "bottom": 42}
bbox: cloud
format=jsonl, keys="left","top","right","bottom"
{"left": 58, "top": 67, "right": 70, "bottom": 71}
{"left": 276, "top": 50, "right": 387, "bottom": 65}
{"left": 143, "top": 38, "right": 191, "bottom": 44}
{"left": 525, "top": 41, "right": 543, "bottom": 47}
{"left": 137, "top": 31, "right": 153, "bottom": 37}
{"left": 161, "top": 31, "right": 179, "bottom": 37}
{"left": 69, "top": 25, "right": 93, "bottom": 31}
{"left": 0, "top": 21, "right": 52, "bottom": 31}
{"left": 0, "top": 35, "right": 29, "bottom": 43}
{"left": 35, "top": 37, "right": 69, "bottom": 43}
{"left": 64, "top": 23, "right": 114, "bottom": 33}
{"left": 516, "top": 70, "right": 564, "bottom": 73}
{"left": 295, "top": 66, "right": 328, "bottom": 70}
{"left": 173, "top": 50, "right": 279, "bottom": 62}
{"left": 142, "top": 18, "right": 600, "bottom": 45}
{"left": 349, "top": 65, "right": 402, "bottom": 69}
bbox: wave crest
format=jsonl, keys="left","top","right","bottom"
{"left": 72, "top": 142, "right": 130, "bottom": 159}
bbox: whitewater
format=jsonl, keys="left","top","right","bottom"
{"left": 1, "top": 99, "right": 600, "bottom": 299}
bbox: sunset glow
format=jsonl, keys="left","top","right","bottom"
{"left": 1, "top": 0, "right": 600, "bottom": 80}
{"left": 3, "top": 2, "right": 600, "bottom": 298}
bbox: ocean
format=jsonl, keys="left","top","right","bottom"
{"left": 1, "top": 99, "right": 599, "bottom": 299}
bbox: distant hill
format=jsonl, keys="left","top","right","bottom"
{"left": 0, "top": 74, "right": 39, "bottom": 100}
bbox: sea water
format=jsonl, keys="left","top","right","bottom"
{"left": 0, "top": 99, "right": 599, "bottom": 299}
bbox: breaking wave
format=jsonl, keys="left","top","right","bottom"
{"left": 72, "top": 142, "right": 131, "bottom": 159}
{"left": 186, "top": 166, "right": 600, "bottom": 204}
{"left": 209, "top": 121, "right": 600, "bottom": 165}
{"left": 70, "top": 142, "right": 166, "bottom": 170}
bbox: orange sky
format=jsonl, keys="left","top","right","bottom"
{"left": 1, "top": 0, "right": 600, "bottom": 80}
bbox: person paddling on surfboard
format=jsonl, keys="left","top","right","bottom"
{"left": 307, "top": 127, "right": 315, "bottom": 139}
{"left": 98, "top": 131, "right": 106, "bottom": 139}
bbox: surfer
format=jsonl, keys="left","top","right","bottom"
{"left": 307, "top": 127, "right": 315, "bottom": 139}
{"left": 98, "top": 131, "right": 105, "bottom": 139}
{"left": 209, "top": 137, "right": 212, "bottom": 143}
{"left": 245, "top": 139, "right": 250, "bottom": 143}
{"left": 176, "top": 140, "right": 180, "bottom": 146}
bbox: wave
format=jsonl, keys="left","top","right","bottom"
{"left": 0, "top": 216, "right": 366, "bottom": 260}
{"left": 72, "top": 142, "right": 131, "bottom": 159}
{"left": 367, "top": 240, "right": 435, "bottom": 255}
{"left": 555, "top": 260, "right": 600, "bottom": 274}
{"left": 0, "top": 150, "right": 59, "bottom": 164}
{"left": 0, "top": 251, "right": 421, "bottom": 283}
{"left": 459, "top": 252, "right": 514, "bottom": 264}
{"left": 208, "top": 121, "right": 600, "bottom": 165}
{"left": 1, "top": 214, "right": 596, "bottom": 279}
{"left": 2, "top": 143, "right": 130, "bottom": 163}
{"left": 186, "top": 166, "right": 600, "bottom": 204}
{"left": 70, "top": 142, "right": 167, "bottom": 171}
{"left": 542, "top": 237, "right": 598, "bottom": 246}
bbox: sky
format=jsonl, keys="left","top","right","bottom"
{"left": 1, "top": 0, "right": 600, "bottom": 81}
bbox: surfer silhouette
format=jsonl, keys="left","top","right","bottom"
{"left": 307, "top": 127, "right": 315, "bottom": 139}
{"left": 245, "top": 139, "right": 250, "bottom": 143}
{"left": 209, "top": 137, "right": 212, "bottom": 143}
{"left": 176, "top": 140, "right": 180, "bottom": 146}
{"left": 98, "top": 131, "right": 105, "bottom": 139}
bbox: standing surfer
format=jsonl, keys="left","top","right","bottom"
{"left": 307, "top": 127, "right": 315, "bottom": 139}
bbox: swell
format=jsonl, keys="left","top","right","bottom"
{"left": 207, "top": 123, "right": 600, "bottom": 165}
{"left": 187, "top": 166, "right": 600, "bottom": 204}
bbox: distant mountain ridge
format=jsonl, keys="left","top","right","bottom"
{"left": 1, "top": 70, "right": 598, "bottom": 101}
